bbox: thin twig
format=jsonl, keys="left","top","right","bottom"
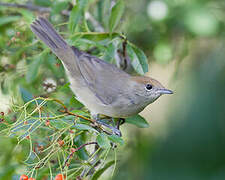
{"left": 0, "top": 2, "right": 104, "bottom": 31}
{"left": 0, "top": 2, "right": 50, "bottom": 13}
{"left": 63, "top": 142, "right": 98, "bottom": 169}
{"left": 121, "top": 38, "right": 128, "bottom": 70}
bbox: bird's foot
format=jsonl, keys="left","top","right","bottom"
{"left": 91, "top": 114, "right": 123, "bottom": 136}
{"left": 96, "top": 119, "right": 122, "bottom": 136}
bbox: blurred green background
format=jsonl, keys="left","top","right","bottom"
{"left": 1, "top": 0, "right": 225, "bottom": 179}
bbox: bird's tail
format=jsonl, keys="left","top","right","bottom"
{"left": 30, "top": 17, "right": 76, "bottom": 68}
{"left": 30, "top": 17, "right": 68, "bottom": 51}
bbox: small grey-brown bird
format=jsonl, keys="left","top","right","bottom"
{"left": 30, "top": 17, "right": 173, "bottom": 134}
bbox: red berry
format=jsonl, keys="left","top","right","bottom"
{"left": 28, "top": 178, "right": 36, "bottom": 180}
{"left": 70, "top": 148, "right": 76, "bottom": 153}
{"left": 20, "top": 175, "right": 28, "bottom": 180}
{"left": 45, "top": 120, "right": 50, "bottom": 126}
{"left": 55, "top": 174, "right": 65, "bottom": 180}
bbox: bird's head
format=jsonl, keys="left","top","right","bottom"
{"left": 131, "top": 76, "right": 173, "bottom": 104}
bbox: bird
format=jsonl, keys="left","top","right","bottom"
{"left": 30, "top": 17, "right": 173, "bottom": 134}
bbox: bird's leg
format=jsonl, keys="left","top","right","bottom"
{"left": 112, "top": 118, "right": 125, "bottom": 137}
{"left": 116, "top": 118, "right": 125, "bottom": 130}
{"left": 91, "top": 114, "right": 122, "bottom": 136}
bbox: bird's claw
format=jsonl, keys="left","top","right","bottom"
{"left": 96, "top": 120, "right": 122, "bottom": 137}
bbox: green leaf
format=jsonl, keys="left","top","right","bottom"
{"left": 73, "top": 123, "right": 98, "bottom": 133}
{"left": 69, "top": 5, "right": 82, "bottom": 34}
{"left": 80, "top": 16, "right": 90, "bottom": 32}
{"left": 26, "top": 53, "right": 44, "bottom": 84}
{"left": 44, "top": 53, "right": 64, "bottom": 78}
{"left": 0, "top": 16, "right": 20, "bottom": 26}
{"left": 125, "top": 114, "right": 150, "bottom": 128}
{"left": 97, "top": 133, "right": 111, "bottom": 149}
{"left": 92, "top": 160, "right": 115, "bottom": 180}
{"left": 0, "top": 123, "right": 8, "bottom": 131}
{"left": 132, "top": 44, "right": 149, "bottom": 73}
{"left": 102, "top": 42, "right": 116, "bottom": 62}
{"left": 70, "top": 96, "right": 84, "bottom": 109}
{"left": 57, "top": 83, "right": 71, "bottom": 94}
{"left": 34, "top": 0, "right": 51, "bottom": 7}
{"left": 20, "top": 9, "right": 35, "bottom": 24}
{"left": 19, "top": 87, "right": 33, "bottom": 103}
{"left": 69, "top": 0, "right": 88, "bottom": 34}
{"left": 102, "top": 0, "right": 111, "bottom": 28}
{"left": 71, "top": 109, "right": 89, "bottom": 117}
{"left": 73, "top": 38, "right": 106, "bottom": 50}
{"left": 108, "top": 0, "right": 125, "bottom": 32}
{"left": 74, "top": 134, "right": 89, "bottom": 160}
{"left": 50, "top": 119, "right": 71, "bottom": 129}
{"left": 126, "top": 43, "right": 148, "bottom": 75}
{"left": 1, "top": 80, "right": 8, "bottom": 94}
{"left": 19, "top": 87, "right": 44, "bottom": 105}
{"left": 71, "top": 32, "right": 121, "bottom": 43}
{"left": 52, "top": 2, "right": 68, "bottom": 14}
{"left": 0, "top": 65, "right": 4, "bottom": 73}
{"left": 107, "top": 134, "right": 124, "bottom": 145}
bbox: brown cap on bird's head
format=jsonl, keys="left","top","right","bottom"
{"left": 131, "top": 76, "right": 165, "bottom": 88}
{"left": 131, "top": 76, "right": 173, "bottom": 95}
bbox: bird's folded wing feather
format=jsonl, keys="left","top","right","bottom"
{"left": 74, "top": 49, "right": 130, "bottom": 105}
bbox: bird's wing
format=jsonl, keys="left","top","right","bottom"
{"left": 72, "top": 47, "right": 130, "bottom": 105}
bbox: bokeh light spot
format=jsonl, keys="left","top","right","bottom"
{"left": 153, "top": 43, "right": 173, "bottom": 64}
{"left": 147, "top": 0, "right": 168, "bottom": 21}
{"left": 185, "top": 10, "right": 219, "bottom": 36}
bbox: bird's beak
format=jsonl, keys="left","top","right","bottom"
{"left": 157, "top": 88, "right": 173, "bottom": 95}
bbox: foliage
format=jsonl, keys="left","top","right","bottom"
{"left": 0, "top": 0, "right": 149, "bottom": 179}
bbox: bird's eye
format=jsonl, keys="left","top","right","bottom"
{"left": 145, "top": 84, "right": 153, "bottom": 90}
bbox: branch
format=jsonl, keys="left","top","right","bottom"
{"left": 0, "top": 2, "right": 50, "bottom": 13}
{"left": 63, "top": 142, "right": 98, "bottom": 169}
{"left": 52, "top": 98, "right": 113, "bottom": 135}
{"left": 0, "top": 2, "right": 104, "bottom": 31}
{"left": 116, "top": 37, "right": 134, "bottom": 73}
{"left": 1, "top": 2, "right": 130, "bottom": 71}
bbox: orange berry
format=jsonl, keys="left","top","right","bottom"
{"left": 58, "top": 140, "right": 64, "bottom": 147}
{"left": 20, "top": 174, "right": 28, "bottom": 180}
{"left": 9, "top": 64, "right": 16, "bottom": 69}
{"left": 37, "top": 145, "right": 44, "bottom": 152}
{"left": 16, "top": 31, "right": 21, "bottom": 37}
{"left": 55, "top": 174, "right": 65, "bottom": 180}
{"left": 55, "top": 63, "right": 61, "bottom": 67}
{"left": 7, "top": 109, "right": 12, "bottom": 114}
{"left": 69, "top": 130, "right": 74, "bottom": 134}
